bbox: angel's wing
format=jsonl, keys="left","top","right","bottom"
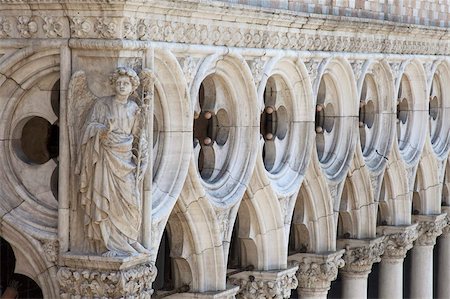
{"left": 67, "top": 71, "right": 98, "bottom": 174}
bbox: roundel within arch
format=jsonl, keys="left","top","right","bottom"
{"left": 257, "top": 57, "right": 314, "bottom": 195}
{"left": 0, "top": 47, "right": 60, "bottom": 230}
{"left": 428, "top": 60, "right": 450, "bottom": 158}
{"left": 314, "top": 57, "right": 358, "bottom": 181}
{"left": 395, "top": 60, "right": 428, "bottom": 166}
{"left": 190, "top": 53, "right": 259, "bottom": 206}
{"left": 358, "top": 60, "right": 395, "bottom": 173}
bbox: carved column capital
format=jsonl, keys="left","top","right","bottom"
{"left": 337, "top": 237, "right": 385, "bottom": 277}
{"left": 377, "top": 224, "right": 418, "bottom": 261}
{"left": 228, "top": 266, "right": 299, "bottom": 299}
{"left": 288, "top": 250, "right": 345, "bottom": 296}
{"left": 413, "top": 214, "right": 448, "bottom": 246}
{"left": 440, "top": 206, "right": 450, "bottom": 236}
{"left": 57, "top": 254, "right": 157, "bottom": 298}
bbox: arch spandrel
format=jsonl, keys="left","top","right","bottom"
{"left": 381, "top": 141, "right": 412, "bottom": 226}
{"left": 291, "top": 149, "right": 336, "bottom": 254}
{"left": 0, "top": 219, "right": 58, "bottom": 298}
{"left": 413, "top": 138, "right": 441, "bottom": 215}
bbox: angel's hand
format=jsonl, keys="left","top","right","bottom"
{"left": 107, "top": 118, "right": 116, "bottom": 132}
{"left": 99, "top": 126, "right": 109, "bottom": 140}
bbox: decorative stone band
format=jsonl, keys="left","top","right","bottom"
{"left": 337, "top": 237, "right": 385, "bottom": 277}
{"left": 288, "top": 250, "right": 345, "bottom": 296}
{"left": 413, "top": 213, "right": 448, "bottom": 246}
{"left": 377, "top": 224, "right": 419, "bottom": 261}
{"left": 0, "top": 0, "right": 449, "bottom": 56}
{"left": 57, "top": 253, "right": 157, "bottom": 298}
{"left": 228, "top": 266, "right": 299, "bottom": 299}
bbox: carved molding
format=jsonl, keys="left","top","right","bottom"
{"left": 57, "top": 260, "right": 157, "bottom": 298}
{"left": 413, "top": 214, "right": 448, "bottom": 246}
{"left": 289, "top": 250, "right": 345, "bottom": 293}
{"left": 0, "top": 1, "right": 448, "bottom": 56}
{"left": 338, "top": 237, "right": 385, "bottom": 277}
{"left": 377, "top": 224, "right": 418, "bottom": 261}
{"left": 228, "top": 267, "right": 299, "bottom": 299}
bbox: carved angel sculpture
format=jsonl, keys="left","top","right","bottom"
{"left": 68, "top": 67, "right": 150, "bottom": 257}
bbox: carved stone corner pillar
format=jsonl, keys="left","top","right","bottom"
{"left": 337, "top": 237, "right": 385, "bottom": 299}
{"left": 376, "top": 224, "right": 418, "bottom": 299}
{"left": 410, "top": 214, "right": 447, "bottom": 299}
{"left": 288, "top": 250, "right": 345, "bottom": 299}
{"left": 228, "top": 265, "right": 299, "bottom": 299}
{"left": 57, "top": 253, "right": 157, "bottom": 299}
{"left": 166, "top": 285, "right": 240, "bottom": 299}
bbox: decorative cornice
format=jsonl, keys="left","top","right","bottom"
{"left": 413, "top": 214, "right": 448, "bottom": 246}
{"left": 289, "top": 250, "right": 345, "bottom": 293}
{"left": 338, "top": 237, "right": 385, "bottom": 277}
{"left": 377, "top": 224, "right": 418, "bottom": 261}
{"left": 0, "top": 1, "right": 448, "bottom": 56}
{"left": 228, "top": 266, "right": 299, "bottom": 299}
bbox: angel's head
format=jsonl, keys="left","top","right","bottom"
{"left": 110, "top": 67, "right": 140, "bottom": 97}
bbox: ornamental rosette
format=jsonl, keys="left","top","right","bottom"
{"left": 95, "top": 17, "right": 117, "bottom": 39}
{"left": 17, "top": 16, "right": 38, "bottom": 38}
{"left": 0, "top": 17, "right": 12, "bottom": 38}
{"left": 43, "top": 17, "right": 63, "bottom": 38}
{"left": 70, "top": 17, "right": 92, "bottom": 37}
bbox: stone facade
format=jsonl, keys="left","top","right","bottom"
{"left": 0, "top": 0, "right": 449, "bottom": 298}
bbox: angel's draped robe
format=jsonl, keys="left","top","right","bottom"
{"left": 79, "top": 97, "right": 141, "bottom": 255}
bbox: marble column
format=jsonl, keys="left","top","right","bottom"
{"left": 376, "top": 224, "right": 418, "bottom": 299}
{"left": 228, "top": 266, "right": 299, "bottom": 299}
{"left": 437, "top": 207, "right": 450, "bottom": 299}
{"left": 410, "top": 214, "right": 447, "bottom": 299}
{"left": 337, "top": 237, "right": 385, "bottom": 299}
{"left": 288, "top": 250, "right": 345, "bottom": 299}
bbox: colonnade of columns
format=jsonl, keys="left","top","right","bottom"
{"left": 279, "top": 212, "right": 450, "bottom": 299}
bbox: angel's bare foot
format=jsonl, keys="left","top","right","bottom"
{"left": 102, "top": 250, "right": 121, "bottom": 257}
{"left": 131, "top": 242, "right": 150, "bottom": 254}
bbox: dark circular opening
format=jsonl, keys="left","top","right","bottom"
{"left": 19, "top": 117, "right": 59, "bottom": 165}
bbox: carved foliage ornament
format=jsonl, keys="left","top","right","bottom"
{"left": 384, "top": 229, "right": 418, "bottom": 259}
{"left": 229, "top": 273, "right": 298, "bottom": 299}
{"left": 342, "top": 241, "right": 385, "bottom": 274}
{"left": 416, "top": 217, "right": 448, "bottom": 246}
{"left": 57, "top": 263, "right": 157, "bottom": 298}
{"left": 295, "top": 255, "right": 344, "bottom": 290}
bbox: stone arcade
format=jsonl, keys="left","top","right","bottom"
{"left": 0, "top": 0, "right": 450, "bottom": 298}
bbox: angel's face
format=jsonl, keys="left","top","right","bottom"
{"left": 115, "top": 76, "right": 133, "bottom": 97}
